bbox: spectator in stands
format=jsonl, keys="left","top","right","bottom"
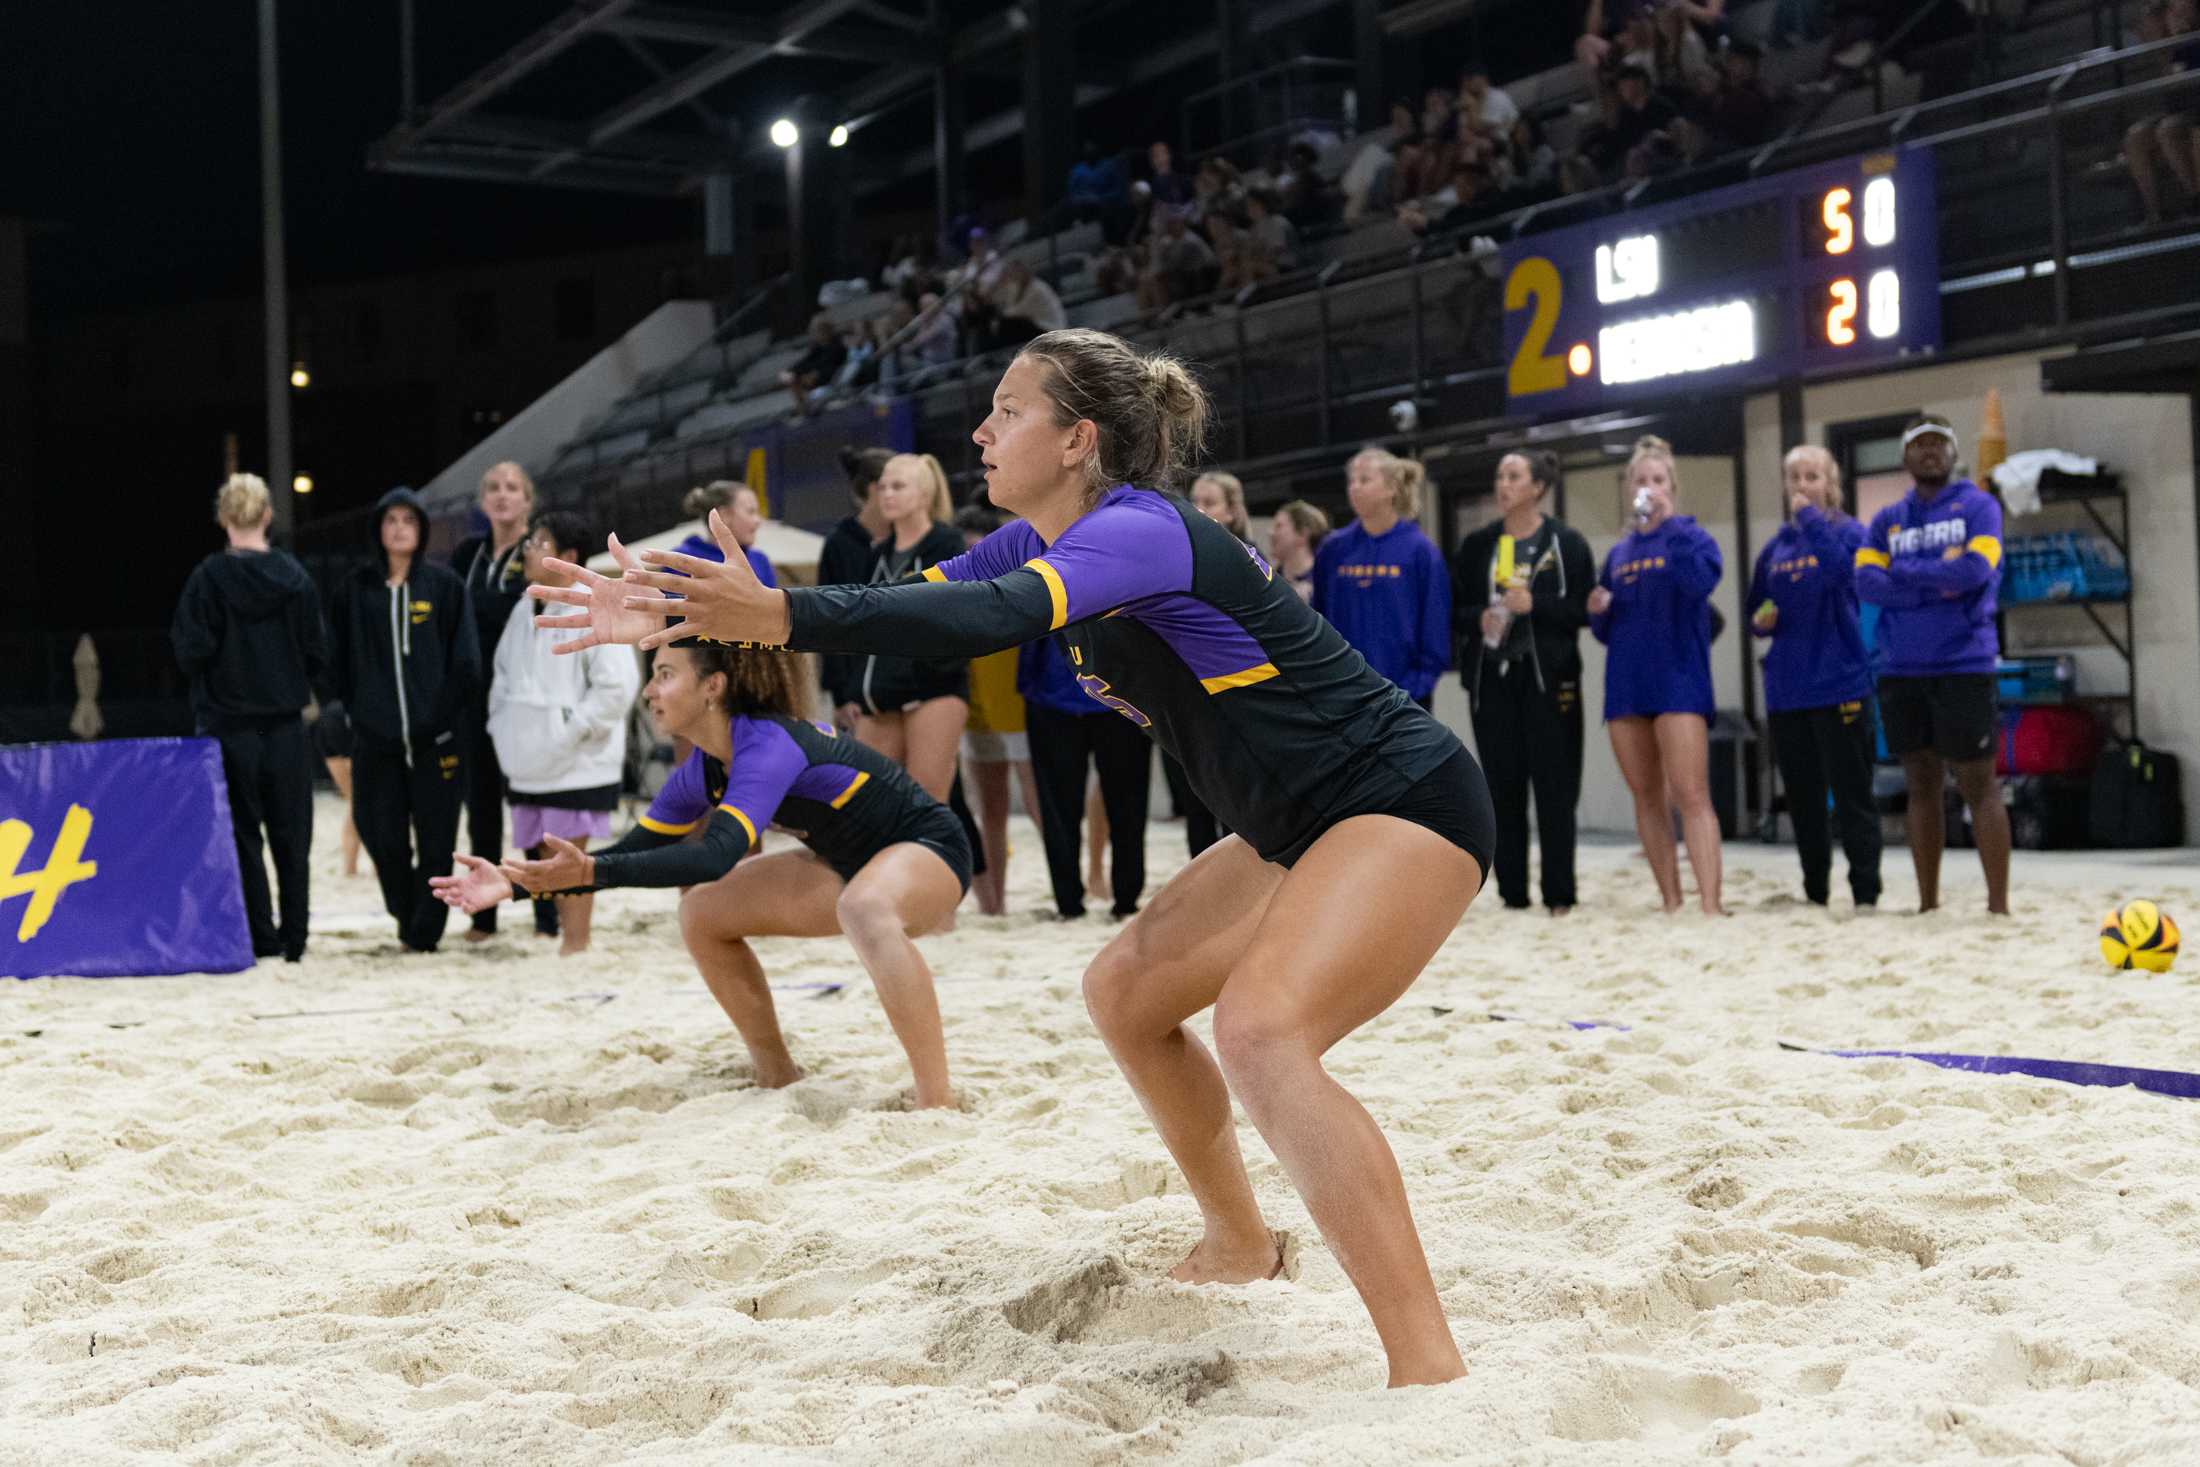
{"left": 1243, "top": 188, "right": 1301, "bottom": 275}
{"left": 486, "top": 509, "right": 641, "bottom": 954}
{"left": 1399, "top": 158, "right": 1499, "bottom": 237}
{"left": 909, "top": 291, "right": 959, "bottom": 366}
{"left": 1454, "top": 450, "right": 1594, "bottom": 916}
{"left": 1269, "top": 499, "right": 1331, "bottom": 602}
{"left": 1341, "top": 99, "right": 1422, "bottom": 221}
{"left": 450, "top": 459, "right": 534, "bottom": 943}
{"left": 171, "top": 472, "right": 329, "bottom": 964}
{"left": 780, "top": 313, "right": 848, "bottom": 418}
{"left": 331, "top": 486, "right": 481, "bottom": 953}
{"left": 1584, "top": 64, "right": 1686, "bottom": 182}
{"left": 1459, "top": 61, "right": 1521, "bottom": 145}
{"left": 1019, "top": 614, "right": 1152, "bottom": 921}
{"left": 952, "top": 502, "right": 1046, "bottom": 917}
{"left": 1068, "top": 142, "right": 1132, "bottom": 243}
{"left": 2124, "top": 0, "right": 2200, "bottom": 227}
{"left": 1147, "top": 140, "right": 1193, "bottom": 206}
{"left": 1312, "top": 448, "right": 1453, "bottom": 712}
{"left": 1692, "top": 39, "right": 1777, "bottom": 152}
{"left": 1277, "top": 141, "right": 1335, "bottom": 226}
{"left": 1205, "top": 211, "right": 1254, "bottom": 292}
{"left": 821, "top": 447, "right": 896, "bottom": 730}
{"left": 989, "top": 260, "right": 1068, "bottom": 347}
{"left": 1748, "top": 445, "right": 1882, "bottom": 909}
{"left": 1586, "top": 435, "right": 1726, "bottom": 916}
{"left": 1138, "top": 207, "right": 1220, "bottom": 310}
{"left": 851, "top": 453, "right": 969, "bottom": 803}
{"left": 673, "top": 481, "right": 777, "bottom": 588}
{"left": 1650, "top": 5, "right": 1718, "bottom": 96}
{"left": 1192, "top": 158, "right": 1245, "bottom": 225}
{"left": 1493, "top": 116, "right": 1562, "bottom": 206}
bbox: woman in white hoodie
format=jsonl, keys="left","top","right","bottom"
{"left": 487, "top": 511, "right": 641, "bottom": 953}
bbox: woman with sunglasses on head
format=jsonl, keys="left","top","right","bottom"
{"left": 534, "top": 328, "right": 1494, "bottom": 1389}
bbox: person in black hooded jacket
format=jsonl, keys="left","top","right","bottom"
{"left": 330, "top": 486, "right": 481, "bottom": 952}
{"left": 818, "top": 445, "right": 895, "bottom": 728}
{"left": 447, "top": 460, "right": 536, "bottom": 941}
{"left": 171, "top": 473, "right": 330, "bottom": 962}
{"left": 1452, "top": 450, "right": 1595, "bottom": 914}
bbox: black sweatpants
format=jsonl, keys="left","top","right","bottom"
{"left": 353, "top": 733, "right": 466, "bottom": 951}
{"left": 214, "top": 715, "right": 315, "bottom": 960}
{"left": 1027, "top": 703, "right": 1152, "bottom": 918}
{"left": 462, "top": 703, "right": 505, "bottom": 934}
{"left": 1469, "top": 667, "right": 1583, "bottom": 909}
{"left": 1769, "top": 701, "right": 1883, "bottom": 906}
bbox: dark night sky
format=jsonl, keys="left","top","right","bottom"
{"left": 7, "top": 3, "right": 697, "bottom": 316}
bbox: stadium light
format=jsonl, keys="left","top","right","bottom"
{"left": 289, "top": 362, "right": 310, "bottom": 389}
{"left": 828, "top": 124, "right": 849, "bottom": 148}
{"left": 292, "top": 473, "right": 314, "bottom": 494}
{"left": 770, "top": 118, "right": 798, "bottom": 148}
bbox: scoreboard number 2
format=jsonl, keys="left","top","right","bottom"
{"left": 1505, "top": 256, "right": 1568, "bottom": 397}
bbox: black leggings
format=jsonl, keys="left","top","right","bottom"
{"left": 462, "top": 708, "right": 505, "bottom": 933}
{"left": 1769, "top": 701, "right": 1883, "bottom": 906}
{"left": 1027, "top": 704, "right": 1152, "bottom": 918}
{"left": 354, "top": 734, "right": 467, "bottom": 951}
{"left": 214, "top": 716, "right": 315, "bottom": 959}
{"left": 1469, "top": 669, "right": 1584, "bottom": 909}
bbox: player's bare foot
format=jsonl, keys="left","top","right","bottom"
{"left": 558, "top": 939, "right": 590, "bottom": 957}
{"left": 1170, "top": 1229, "right": 1282, "bottom": 1284}
{"left": 461, "top": 928, "right": 495, "bottom": 944}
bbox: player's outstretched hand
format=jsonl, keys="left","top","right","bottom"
{"left": 505, "top": 835, "right": 595, "bottom": 896}
{"left": 431, "top": 854, "right": 514, "bottom": 914}
{"left": 624, "top": 509, "right": 793, "bottom": 651}
{"left": 529, "top": 533, "right": 675, "bottom": 654}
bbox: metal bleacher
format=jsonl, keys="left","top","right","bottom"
{"left": 536, "top": 0, "right": 2200, "bottom": 540}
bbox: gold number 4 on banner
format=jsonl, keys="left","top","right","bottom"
{"left": 0, "top": 804, "right": 99, "bottom": 942}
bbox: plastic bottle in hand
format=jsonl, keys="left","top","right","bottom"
{"left": 1632, "top": 488, "right": 1655, "bottom": 528}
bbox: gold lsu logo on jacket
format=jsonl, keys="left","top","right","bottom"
{"left": 411, "top": 599, "right": 433, "bottom": 625}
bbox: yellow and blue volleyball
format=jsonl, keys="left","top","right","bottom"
{"left": 2100, "top": 900, "right": 2180, "bottom": 974}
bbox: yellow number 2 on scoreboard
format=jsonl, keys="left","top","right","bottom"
{"left": 1505, "top": 256, "right": 1568, "bottom": 397}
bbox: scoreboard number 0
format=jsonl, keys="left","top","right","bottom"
{"left": 1505, "top": 256, "right": 1568, "bottom": 397}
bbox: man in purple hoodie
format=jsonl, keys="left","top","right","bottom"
{"left": 1855, "top": 416, "right": 2010, "bottom": 915}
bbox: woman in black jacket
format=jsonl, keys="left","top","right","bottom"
{"left": 1453, "top": 450, "right": 1595, "bottom": 913}
{"left": 170, "top": 473, "right": 330, "bottom": 963}
{"left": 329, "top": 486, "right": 481, "bottom": 952}
{"left": 448, "top": 459, "right": 535, "bottom": 941}
{"left": 819, "top": 446, "right": 896, "bottom": 730}
{"left": 849, "top": 453, "right": 970, "bottom": 803}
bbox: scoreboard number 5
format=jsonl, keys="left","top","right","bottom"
{"left": 1505, "top": 256, "right": 1568, "bottom": 396}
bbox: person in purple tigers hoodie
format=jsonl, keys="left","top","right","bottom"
{"left": 1311, "top": 447, "right": 1453, "bottom": 710}
{"left": 1748, "top": 445, "right": 1882, "bottom": 908}
{"left": 1855, "top": 415, "right": 2010, "bottom": 916}
{"left": 1588, "top": 435, "right": 1727, "bottom": 915}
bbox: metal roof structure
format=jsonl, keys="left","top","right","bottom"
{"left": 366, "top": 0, "right": 1358, "bottom": 201}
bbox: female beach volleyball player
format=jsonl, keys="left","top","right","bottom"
{"left": 431, "top": 638, "right": 970, "bottom": 1109}
{"left": 532, "top": 328, "right": 1496, "bottom": 1388}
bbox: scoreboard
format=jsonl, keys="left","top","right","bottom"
{"left": 1498, "top": 149, "right": 1940, "bottom": 414}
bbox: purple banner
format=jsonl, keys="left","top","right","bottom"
{"left": 1, "top": 738, "right": 252, "bottom": 979}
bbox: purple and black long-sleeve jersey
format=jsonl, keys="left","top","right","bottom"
{"left": 1589, "top": 514, "right": 1722, "bottom": 721}
{"left": 1854, "top": 479, "right": 2002, "bottom": 677}
{"left": 783, "top": 485, "right": 1462, "bottom": 864}
{"left": 1746, "top": 505, "right": 1873, "bottom": 714}
{"left": 556, "top": 711, "right": 937, "bottom": 892}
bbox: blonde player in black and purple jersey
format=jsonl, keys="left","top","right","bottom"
{"left": 431, "top": 640, "right": 969, "bottom": 1109}
{"left": 532, "top": 328, "right": 1495, "bottom": 1388}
